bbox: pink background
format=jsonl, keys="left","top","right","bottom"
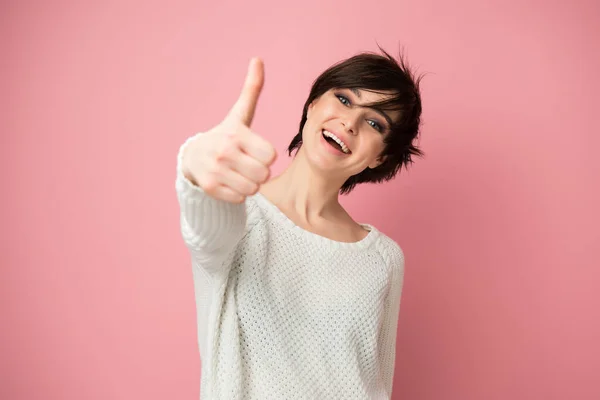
{"left": 2, "top": 0, "right": 599, "bottom": 399}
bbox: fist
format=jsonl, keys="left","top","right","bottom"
{"left": 182, "top": 58, "right": 277, "bottom": 204}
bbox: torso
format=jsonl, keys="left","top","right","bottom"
{"left": 212, "top": 195, "right": 392, "bottom": 398}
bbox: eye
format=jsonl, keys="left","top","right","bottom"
{"left": 367, "top": 119, "right": 383, "bottom": 132}
{"left": 336, "top": 94, "right": 351, "bottom": 106}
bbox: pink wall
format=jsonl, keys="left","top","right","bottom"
{"left": 2, "top": 0, "right": 599, "bottom": 399}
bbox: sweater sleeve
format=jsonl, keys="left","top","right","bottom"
{"left": 377, "top": 238, "right": 406, "bottom": 397}
{"left": 175, "top": 134, "right": 248, "bottom": 277}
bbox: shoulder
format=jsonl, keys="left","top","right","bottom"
{"left": 372, "top": 229, "right": 405, "bottom": 278}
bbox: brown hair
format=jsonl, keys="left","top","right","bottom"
{"left": 288, "top": 47, "right": 424, "bottom": 194}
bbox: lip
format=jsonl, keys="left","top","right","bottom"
{"left": 322, "top": 128, "right": 352, "bottom": 154}
{"left": 320, "top": 130, "right": 350, "bottom": 156}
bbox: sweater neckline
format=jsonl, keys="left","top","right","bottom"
{"left": 252, "top": 192, "right": 379, "bottom": 251}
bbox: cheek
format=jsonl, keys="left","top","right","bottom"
{"left": 320, "top": 101, "right": 340, "bottom": 119}
{"left": 301, "top": 117, "right": 318, "bottom": 143}
{"left": 312, "top": 98, "right": 339, "bottom": 120}
{"left": 305, "top": 106, "right": 331, "bottom": 131}
{"left": 361, "top": 139, "right": 385, "bottom": 160}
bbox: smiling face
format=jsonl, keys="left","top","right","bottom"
{"left": 300, "top": 88, "right": 399, "bottom": 178}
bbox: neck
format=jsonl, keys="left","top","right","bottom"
{"left": 260, "top": 147, "right": 348, "bottom": 224}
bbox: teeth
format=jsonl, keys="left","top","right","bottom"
{"left": 323, "top": 130, "right": 350, "bottom": 154}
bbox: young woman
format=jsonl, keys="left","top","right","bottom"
{"left": 176, "top": 49, "right": 423, "bottom": 399}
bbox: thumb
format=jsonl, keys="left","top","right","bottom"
{"left": 228, "top": 57, "right": 264, "bottom": 127}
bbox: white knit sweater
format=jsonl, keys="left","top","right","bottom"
{"left": 176, "top": 136, "right": 405, "bottom": 400}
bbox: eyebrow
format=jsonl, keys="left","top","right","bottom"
{"left": 349, "top": 88, "right": 393, "bottom": 128}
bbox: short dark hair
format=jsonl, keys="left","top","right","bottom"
{"left": 287, "top": 47, "right": 424, "bottom": 194}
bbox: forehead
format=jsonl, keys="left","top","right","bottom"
{"left": 349, "top": 88, "right": 393, "bottom": 102}
{"left": 348, "top": 88, "right": 401, "bottom": 123}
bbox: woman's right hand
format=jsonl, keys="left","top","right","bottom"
{"left": 182, "top": 58, "right": 277, "bottom": 204}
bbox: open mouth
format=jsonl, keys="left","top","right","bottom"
{"left": 322, "top": 130, "right": 351, "bottom": 154}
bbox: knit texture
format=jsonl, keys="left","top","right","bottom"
{"left": 176, "top": 135, "right": 405, "bottom": 400}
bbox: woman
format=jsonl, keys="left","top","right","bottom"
{"left": 176, "top": 48, "right": 423, "bottom": 399}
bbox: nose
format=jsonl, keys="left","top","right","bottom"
{"left": 341, "top": 113, "right": 359, "bottom": 136}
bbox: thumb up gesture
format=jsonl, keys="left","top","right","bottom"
{"left": 182, "top": 58, "right": 278, "bottom": 204}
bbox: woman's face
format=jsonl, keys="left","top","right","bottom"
{"left": 301, "top": 88, "right": 397, "bottom": 178}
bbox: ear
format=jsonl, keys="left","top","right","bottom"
{"left": 368, "top": 155, "right": 386, "bottom": 169}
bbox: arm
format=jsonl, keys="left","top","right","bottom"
{"left": 176, "top": 134, "right": 247, "bottom": 277}
{"left": 175, "top": 58, "right": 275, "bottom": 278}
{"left": 377, "top": 240, "right": 406, "bottom": 397}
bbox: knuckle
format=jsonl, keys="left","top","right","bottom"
{"left": 246, "top": 181, "right": 259, "bottom": 195}
{"left": 259, "top": 166, "right": 270, "bottom": 182}
{"left": 214, "top": 144, "right": 234, "bottom": 163}
{"left": 258, "top": 143, "right": 276, "bottom": 164}
{"left": 206, "top": 160, "right": 222, "bottom": 176}
{"left": 267, "top": 146, "right": 277, "bottom": 163}
{"left": 225, "top": 129, "right": 241, "bottom": 144}
{"left": 234, "top": 195, "right": 246, "bottom": 204}
{"left": 228, "top": 191, "right": 245, "bottom": 204}
{"left": 201, "top": 177, "right": 218, "bottom": 192}
{"left": 214, "top": 151, "right": 226, "bottom": 162}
